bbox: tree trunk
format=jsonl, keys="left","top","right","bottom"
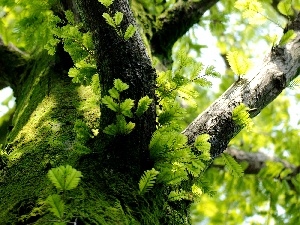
{"left": 1, "top": 1, "right": 300, "bottom": 224}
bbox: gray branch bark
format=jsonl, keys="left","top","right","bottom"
{"left": 150, "top": 0, "right": 219, "bottom": 58}
{"left": 183, "top": 14, "right": 300, "bottom": 158}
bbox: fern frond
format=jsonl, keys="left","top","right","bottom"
{"left": 138, "top": 168, "right": 159, "bottom": 195}
{"left": 221, "top": 153, "right": 244, "bottom": 177}
{"left": 205, "top": 65, "right": 221, "bottom": 78}
{"left": 46, "top": 194, "right": 65, "bottom": 219}
{"left": 158, "top": 163, "right": 188, "bottom": 185}
{"left": 232, "top": 103, "right": 253, "bottom": 131}
{"left": 114, "top": 12, "right": 123, "bottom": 26}
{"left": 114, "top": 79, "right": 129, "bottom": 92}
{"left": 102, "top": 96, "right": 118, "bottom": 112}
{"left": 168, "top": 190, "right": 190, "bottom": 201}
{"left": 120, "top": 98, "right": 134, "bottom": 118}
{"left": 185, "top": 159, "right": 205, "bottom": 177}
{"left": 124, "top": 24, "right": 136, "bottom": 40}
{"left": 136, "top": 96, "right": 152, "bottom": 117}
{"left": 227, "top": 51, "right": 252, "bottom": 76}
{"left": 116, "top": 115, "right": 135, "bottom": 134}
{"left": 98, "top": 0, "right": 114, "bottom": 8}
{"left": 194, "top": 134, "right": 211, "bottom": 160}
{"left": 47, "top": 165, "right": 82, "bottom": 191}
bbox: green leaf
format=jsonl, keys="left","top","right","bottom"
{"left": 103, "top": 123, "right": 118, "bottom": 135}
{"left": 120, "top": 99, "right": 134, "bottom": 118}
{"left": 277, "top": 0, "right": 293, "bottom": 16}
{"left": 47, "top": 165, "right": 82, "bottom": 191}
{"left": 98, "top": 0, "right": 114, "bottom": 8}
{"left": 205, "top": 65, "right": 221, "bottom": 78}
{"left": 138, "top": 168, "right": 159, "bottom": 195}
{"left": 46, "top": 194, "right": 65, "bottom": 219}
{"left": 221, "top": 153, "right": 244, "bottom": 177}
{"left": 65, "top": 10, "right": 75, "bottom": 24}
{"left": 279, "top": 30, "right": 297, "bottom": 46}
{"left": 102, "top": 13, "right": 116, "bottom": 28}
{"left": 114, "top": 79, "right": 129, "bottom": 92}
{"left": 114, "top": 12, "right": 123, "bottom": 26}
{"left": 235, "top": 0, "right": 266, "bottom": 24}
{"left": 194, "top": 134, "right": 211, "bottom": 160}
{"left": 116, "top": 115, "right": 135, "bottom": 134}
{"left": 102, "top": 96, "right": 119, "bottom": 112}
{"left": 136, "top": 96, "right": 152, "bottom": 117}
{"left": 108, "top": 88, "right": 120, "bottom": 99}
{"left": 124, "top": 121, "right": 135, "bottom": 134}
{"left": 227, "top": 51, "right": 252, "bottom": 75}
{"left": 124, "top": 24, "right": 136, "bottom": 40}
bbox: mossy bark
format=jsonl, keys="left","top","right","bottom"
{"left": 75, "top": 0, "right": 157, "bottom": 178}
{"left": 0, "top": 45, "right": 182, "bottom": 225}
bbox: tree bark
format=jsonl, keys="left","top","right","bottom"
{"left": 75, "top": 0, "right": 157, "bottom": 178}
{"left": 150, "top": 0, "right": 219, "bottom": 58}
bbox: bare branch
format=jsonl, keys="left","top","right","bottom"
{"left": 183, "top": 14, "right": 300, "bottom": 158}
{"left": 151, "top": 0, "right": 219, "bottom": 58}
{"left": 225, "top": 146, "right": 298, "bottom": 175}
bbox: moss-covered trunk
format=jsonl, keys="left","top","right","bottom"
{"left": 0, "top": 48, "right": 155, "bottom": 224}
{"left": 0, "top": 1, "right": 184, "bottom": 223}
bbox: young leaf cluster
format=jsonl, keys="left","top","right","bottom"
{"left": 102, "top": 79, "right": 152, "bottom": 135}
{"left": 156, "top": 49, "right": 220, "bottom": 126}
{"left": 44, "top": 10, "right": 98, "bottom": 86}
{"left": 46, "top": 165, "right": 82, "bottom": 224}
{"left": 150, "top": 48, "right": 221, "bottom": 201}
{"left": 232, "top": 103, "right": 253, "bottom": 131}
{"left": 226, "top": 51, "right": 252, "bottom": 76}
{"left": 235, "top": 0, "right": 266, "bottom": 25}
{"left": 149, "top": 128, "right": 213, "bottom": 201}
{"left": 98, "top": 0, "right": 136, "bottom": 40}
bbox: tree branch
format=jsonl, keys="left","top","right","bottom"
{"left": 183, "top": 13, "right": 300, "bottom": 158}
{"left": 0, "top": 38, "right": 28, "bottom": 91}
{"left": 225, "top": 146, "right": 299, "bottom": 175}
{"left": 150, "top": 0, "right": 219, "bottom": 58}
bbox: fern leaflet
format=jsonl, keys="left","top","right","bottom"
{"left": 46, "top": 194, "right": 65, "bottom": 219}
{"left": 221, "top": 153, "right": 244, "bottom": 177}
{"left": 138, "top": 168, "right": 159, "bottom": 195}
